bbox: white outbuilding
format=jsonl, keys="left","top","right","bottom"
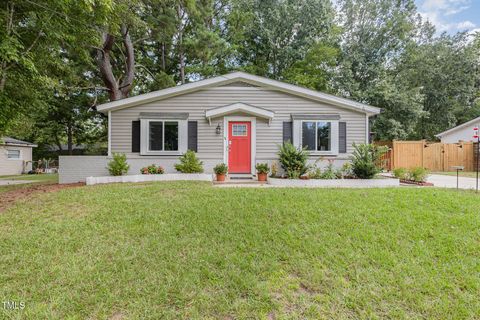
{"left": 435, "top": 117, "right": 480, "bottom": 143}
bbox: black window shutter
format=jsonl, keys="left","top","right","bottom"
{"left": 339, "top": 122, "right": 347, "bottom": 153}
{"left": 131, "top": 120, "right": 140, "bottom": 153}
{"left": 188, "top": 121, "right": 198, "bottom": 152}
{"left": 283, "top": 121, "right": 293, "bottom": 143}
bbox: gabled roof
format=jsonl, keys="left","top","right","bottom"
{"left": 1, "top": 136, "right": 37, "bottom": 147}
{"left": 205, "top": 103, "right": 274, "bottom": 125}
{"left": 96, "top": 72, "right": 381, "bottom": 116}
{"left": 435, "top": 116, "right": 480, "bottom": 138}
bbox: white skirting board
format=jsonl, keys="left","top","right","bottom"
{"left": 267, "top": 177, "right": 400, "bottom": 188}
{"left": 86, "top": 174, "right": 213, "bottom": 186}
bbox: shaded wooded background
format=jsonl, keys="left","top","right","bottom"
{"left": 0, "top": 0, "right": 479, "bottom": 159}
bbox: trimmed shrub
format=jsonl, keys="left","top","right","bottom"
{"left": 213, "top": 163, "right": 228, "bottom": 175}
{"left": 350, "top": 143, "right": 388, "bottom": 179}
{"left": 409, "top": 167, "right": 429, "bottom": 182}
{"left": 107, "top": 153, "right": 130, "bottom": 176}
{"left": 393, "top": 167, "right": 409, "bottom": 180}
{"left": 174, "top": 150, "right": 204, "bottom": 173}
{"left": 278, "top": 142, "right": 308, "bottom": 179}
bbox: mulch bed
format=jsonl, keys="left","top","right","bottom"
{"left": 0, "top": 183, "right": 85, "bottom": 213}
{"left": 399, "top": 179, "right": 434, "bottom": 186}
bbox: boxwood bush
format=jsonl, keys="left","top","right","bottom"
{"left": 278, "top": 142, "right": 308, "bottom": 179}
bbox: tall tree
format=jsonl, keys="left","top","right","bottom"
{"left": 225, "top": 0, "right": 334, "bottom": 79}
{"left": 335, "top": 0, "right": 428, "bottom": 139}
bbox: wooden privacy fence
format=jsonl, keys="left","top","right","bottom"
{"left": 375, "top": 140, "right": 477, "bottom": 172}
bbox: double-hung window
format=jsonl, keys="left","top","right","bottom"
{"left": 140, "top": 115, "right": 188, "bottom": 155}
{"left": 302, "top": 121, "right": 332, "bottom": 151}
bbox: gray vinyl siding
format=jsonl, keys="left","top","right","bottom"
{"left": 110, "top": 86, "right": 367, "bottom": 160}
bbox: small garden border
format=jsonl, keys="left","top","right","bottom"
{"left": 267, "top": 177, "right": 400, "bottom": 188}
{"left": 399, "top": 179, "right": 434, "bottom": 186}
{"left": 86, "top": 174, "right": 213, "bottom": 186}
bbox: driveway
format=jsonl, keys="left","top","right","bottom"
{"left": 0, "top": 179, "right": 37, "bottom": 186}
{"left": 427, "top": 174, "right": 479, "bottom": 190}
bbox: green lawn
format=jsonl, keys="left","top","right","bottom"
{"left": 1, "top": 182, "right": 479, "bottom": 319}
{"left": 432, "top": 171, "right": 479, "bottom": 178}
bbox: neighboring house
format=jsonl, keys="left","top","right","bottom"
{"left": 436, "top": 116, "right": 480, "bottom": 143}
{"left": 59, "top": 72, "right": 380, "bottom": 183}
{"left": 0, "top": 137, "right": 37, "bottom": 175}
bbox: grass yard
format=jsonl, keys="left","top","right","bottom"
{"left": 1, "top": 182, "right": 479, "bottom": 319}
{"left": 432, "top": 171, "right": 479, "bottom": 179}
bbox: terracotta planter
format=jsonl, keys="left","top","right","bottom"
{"left": 216, "top": 173, "right": 226, "bottom": 182}
{"left": 257, "top": 172, "right": 267, "bottom": 181}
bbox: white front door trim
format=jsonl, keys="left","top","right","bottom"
{"left": 223, "top": 116, "right": 256, "bottom": 175}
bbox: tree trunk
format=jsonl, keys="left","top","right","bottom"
{"left": 67, "top": 124, "right": 73, "bottom": 155}
{"left": 161, "top": 42, "right": 166, "bottom": 71}
{"left": 97, "top": 25, "right": 135, "bottom": 101}
{"left": 179, "top": 44, "right": 185, "bottom": 84}
{"left": 0, "top": 2, "right": 14, "bottom": 92}
{"left": 119, "top": 24, "right": 135, "bottom": 97}
{"left": 54, "top": 135, "right": 63, "bottom": 152}
{"left": 0, "top": 61, "right": 7, "bottom": 92}
{"left": 177, "top": 5, "right": 185, "bottom": 84}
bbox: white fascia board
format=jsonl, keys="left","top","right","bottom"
{"left": 231, "top": 72, "right": 381, "bottom": 115}
{"left": 96, "top": 75, "right": 234, "bottom": 113}
{"left": 435, "top": 116, "right": 480, "bottom": 138}
{"left": 205, "top": 102, "right": 274, "bottom": 120}
{"left": 4, "top": 143, "right": 37, "bottom": 148}
{"left": 96, "top": 71, "right": 381, "bottom": 115}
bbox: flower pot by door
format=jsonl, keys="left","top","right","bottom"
{"left": 257, "top": 172, "right": 267, "bottom": 182}
{"left": 216, "top": 174, "right": 226, "bottom": 182}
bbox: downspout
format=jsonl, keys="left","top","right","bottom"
{"left": 108, "top": 111, "right": 112, "bottom": 157}
{"left": 366, "top": 114, "right": 369, "bottom": 143}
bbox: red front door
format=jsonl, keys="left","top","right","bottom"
{"left": 228, "top": 121, "right": 251, "bottom": 173}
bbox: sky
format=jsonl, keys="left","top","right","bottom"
{"left": 415, "top": 0, "right": 480, "bottom": 34}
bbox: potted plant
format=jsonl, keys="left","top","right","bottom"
{"left": 213, "top": 163, "right": 228, "bottom": 182}
{"left": 255, "top": 163, "right": 269, "bottom": 181}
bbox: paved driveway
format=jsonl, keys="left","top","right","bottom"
{"left": 427, "top": 174, "right": 479, "bottom": 190}
{"left": 0, "top": 180, "right": 37, "bottom": 186}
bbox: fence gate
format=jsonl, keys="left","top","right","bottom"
{"left": 375, "top": 140, "right": 475, "bottom": 172}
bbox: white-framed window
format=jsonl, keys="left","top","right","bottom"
{"left": 302, "top": 121, "right": 332, "bottom": 151}
{"left": 293, "top": 120, "right": 339, "bottom": 155}
{"left": 7, "top": 149, "right": 21, "bottom": 159}
{"left": 140, "top": 119, "right": 187, "bottom": 155}
{"left": 148, "top": 121, "right": 179, "bottom": 151}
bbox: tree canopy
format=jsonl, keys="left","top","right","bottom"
{"left": 1, "top": 0, "right": 479, "bottom": 154}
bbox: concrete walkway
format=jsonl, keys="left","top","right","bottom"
{"left": 0, "top": 180, "right": 37, "bottom": 186}
{"left": 426, "top": 174, "right": 479, "bottom": 190}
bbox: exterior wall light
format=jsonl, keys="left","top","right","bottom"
{"left": 216, "top": 123, "right": 221, "bottom": 135}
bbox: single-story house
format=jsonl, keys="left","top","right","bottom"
{"left": 436, "top": 116, "right": 480, "bottom": 143}
{"left": 0, "top": 137, "right": 37, "bottom": 175}
{"left": 59, "top": 72, "right": 380, "bottom": 183}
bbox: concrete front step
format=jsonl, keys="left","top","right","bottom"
{"left": 213, "top": 179, "right": 266, "bottom": 185}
